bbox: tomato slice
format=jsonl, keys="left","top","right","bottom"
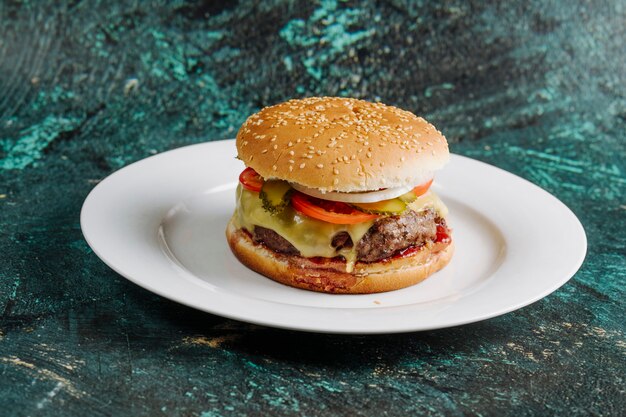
{"left": 291, "top": 192, "right": 379, "bottom": 224}
{"left": 412, "top": 178, "right": 433, "bottom": 197}
{"left": 239, "top": 167, "right": 264, "bottom": 192}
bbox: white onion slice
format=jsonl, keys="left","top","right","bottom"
{"left": 291, "top": 183, "right": 415, "bottom": 203}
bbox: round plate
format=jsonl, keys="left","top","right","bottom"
{"left": 81, "top": 140, "right": 587, "bottom": 334}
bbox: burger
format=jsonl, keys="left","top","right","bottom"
{"left": 226, "top": 97, "right": 453, "bottom": 294}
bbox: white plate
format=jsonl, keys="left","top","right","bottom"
{"left": 81, "top": 140, "right": 586, "bottom": 334}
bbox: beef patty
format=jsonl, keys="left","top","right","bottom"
{"left": 356, "top": 209, "right": 439, "bottom": 262}
{"left": 252, "top": 209, "right": 444, "bottom": 263}
{"left": 253, "top": 226, "right": 299, "bottom": 255}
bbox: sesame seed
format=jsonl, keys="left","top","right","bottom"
{"left": 272, "top": 165, "right": 277, "bottom": 171}
{"left": 333, "top": 168, "right": 339, "bottom": 175}
{"left": 350, "top": 155, "right": 356, "bottom": 160}
{"left": 289, "top": 150, "right": 295, "bottom": 156}
{"left": 242, "top": 141, "right": 248, "bottom": 146}
{"left": 308, "top": 146, "right": 314, "bottom": 150}
{"left": 333, "top": 178, "right": 339, "bottom": 185}
{"left": 306, "top": 155, "right": 313, "bottom": 159}
{"left": 288, "top": 141, "right": 293, "bottom": 147}
{"left": 261, "top": 149, "right": 268, "bottom": 154}
{"left": 289, "top": 166, "right": 293, "bottom": 172}
{"left": 401, "top": 156, "right": 406, "bottom": 162}
{"left": 300, "top": 163, "right": 306, "bottom": 169}
{"left": 289, "top": 160, "right": 294, "bottom": 164}
{"left": 366, "top": 152, "right": 372, "bottom": 158}
{"left": 316, "top": 164, "right": 324, "bottom": 169}
{"left": 273, "top": 144, "right": 278, "bottom": 150}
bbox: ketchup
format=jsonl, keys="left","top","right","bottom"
{"left": 436, "top": 224, "right": 451, "bottom": 243}
{"left": 393, "top": 245, "right": 423, "bottom": 259}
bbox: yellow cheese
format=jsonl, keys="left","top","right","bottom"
{"left": 233, "top": 185, "right": 448, "bottom": 268}
{"left": 408, "top": 191, "right": 448, "bottom": 218}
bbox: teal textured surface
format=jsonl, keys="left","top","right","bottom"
{"left": 0, "top": 1, "right": 624, "bottom": 416}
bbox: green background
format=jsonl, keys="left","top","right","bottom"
{"left": 1, "top": 1, "right": 624, "bottom": 416}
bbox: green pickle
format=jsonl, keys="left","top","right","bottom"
{"left": 260, "top": 180, "right": 293, "bottom": 214}
{"left": 351, "top": 198, "right": 407, "bottom": 215}
{"left": 398, "top": 190, "right": 418, "bottom": 203}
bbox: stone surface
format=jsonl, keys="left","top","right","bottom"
{"left": 0, "top": 1, "right": 624, "bottom": 416}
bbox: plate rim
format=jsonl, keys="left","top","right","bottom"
{"left": 81, "top": 140, "right": 587, "bottom": 334}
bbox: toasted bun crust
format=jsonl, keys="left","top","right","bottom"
{"left": 236, "top": 97, "right": 449, "bottom": 192}
{"left": 226, "top": 219, "right": 454, "bottom": 294}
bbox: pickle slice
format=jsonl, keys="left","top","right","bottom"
{"left": 398, "top": 190, "right": 418, "bottom": 204}
{"left": 351, "top": 198, "right": 407, "bottom": 215}
{"left": 260, "top": 180, "right": 293, "bottom": 214}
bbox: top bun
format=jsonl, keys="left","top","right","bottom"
{"left": 236, "top": 97, "right": 449, "bottom": 192}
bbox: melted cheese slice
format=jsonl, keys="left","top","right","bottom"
{"left": 233, "top": 185, "right": 448, "bottom": 271}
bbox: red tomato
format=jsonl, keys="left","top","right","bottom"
{"left": 239, "top": 167, "right": 264, "bottom": 192}
{"left": 291, "top": 192, "right": 379, "bottom": 224}
{"left": 412, "top": 178, "right": 433, "bottom": 197}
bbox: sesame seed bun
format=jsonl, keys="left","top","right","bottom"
{"left": 226, "top": 218, "right": 454, "bottom": 294}
{"left": 236, "top": 97, "right": 449, "bottom": 192}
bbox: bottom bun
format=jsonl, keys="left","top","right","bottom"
{"left": 226, "top": 218, "right": 454, "bottom": 294}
